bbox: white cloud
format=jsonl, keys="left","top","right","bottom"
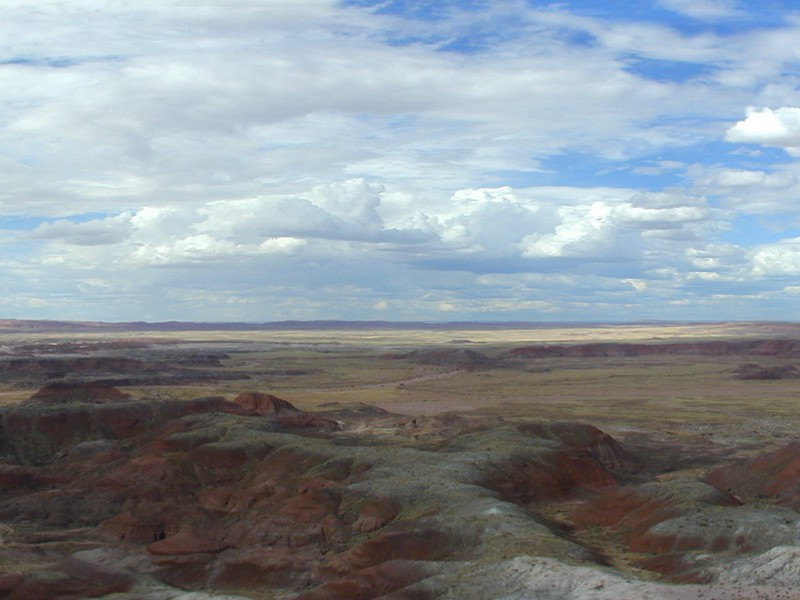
{"left": 26, "top": 183, "right": 717, "bottom": 280}
{"left": 27, "top": 179, "right": 433, "bottom": 269}
{"left": 433, "top": 187, "right": 558, "bottom": 255}
{"left": 258, "top": 237, "right": 307, "bottom": 253}
{"left": 689, "top": 164, "right": 800, "bottom": 217}
{"left": 751, "top": 238, "right": 800, "bottom": 276}
{"left": 308, "top": 180, "right": 385, "bottom": 232}
{"left": 521, "top": 202, "right": 629, "bottom": 259}
{"left": 127, "top": 234, "right": 307, "bottom": 266}
{"left": 30, "top": 214, "right": 132, "bottom": 246}
{"left": 518, "top": 195, "right": 713, "bottom": 260}
{"left": 726, "top": 107, "right": 800, "bottom": 154}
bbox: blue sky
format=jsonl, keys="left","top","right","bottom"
{"left": 3, "top": 0, "right": 800, "bottom": 322}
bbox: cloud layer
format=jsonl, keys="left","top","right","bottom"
{"left": 3, "top": 0, "right": 800, "bottom": 321}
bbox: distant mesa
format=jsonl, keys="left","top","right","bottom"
{"left": 384, "top": 348, "right": 492, "bottom": 370}
{"left": 508, "top": 339, "right": 800, "bottom": 359}
{"left": 28, "top": 381, "right": 131, "bottom": 404}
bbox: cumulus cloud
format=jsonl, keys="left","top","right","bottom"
{"left": 750, "top": 238, "right": 800, "bottom": 276}
{"left": 515, "top": 194, "right": 712, "bottom": 261}
{"left": 128, "top": 234, "right": 307, "bottom": 266}
{"left": 432, "top": 187, "right": 558, "bottom": 256}
{"left": 27, "top": 182, "right": 716, "bottom": 281}
{"left": 309, "top": 180, "right": 384, "bottom": 231}
{"left": 521, "top": 202, "right": 631, "bottom": 259}
{"left": 726, "top": 107, "right": 800, "bottom": 154}
{"left": 29, "top": 179, "right": 435, "bottom": 268}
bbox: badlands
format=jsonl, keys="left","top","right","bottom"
{"left": 0, "top": 321, "right": 798, "bottom": 599}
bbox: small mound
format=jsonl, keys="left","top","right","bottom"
{"left": 233, "top": 391, "right": 301, "bottom": 416}
{"left": 28, "top": 382, "right": 131, "bottom": 404}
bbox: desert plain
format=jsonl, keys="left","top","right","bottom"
{"left": 0, "top": 321, "right": 800, "bottom": 598}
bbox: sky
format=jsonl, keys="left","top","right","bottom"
{"left": 4, "top": 0, "right": 800, "bottom": 322}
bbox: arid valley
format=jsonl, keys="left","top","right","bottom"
{"left": 1, "top": 321, "right": 800, "bottom": 599}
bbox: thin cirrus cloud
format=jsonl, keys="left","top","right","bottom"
{"left": 3, "top": 0, "right": 800, "bottom": 321}
{"left": 656, "top": 0, "right": 746, "bottom": 21}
